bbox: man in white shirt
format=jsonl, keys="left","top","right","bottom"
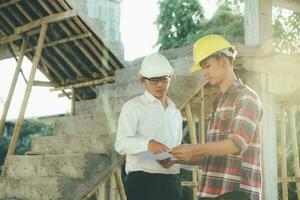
{"left": 114, "top": 53, "right": 182, "bottom": 200}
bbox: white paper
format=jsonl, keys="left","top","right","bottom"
{"left": 178, "top": 164, "right": 198, "bottom": 171}
{"left": 153, "top": 151, "right": 177, "bottom": 161}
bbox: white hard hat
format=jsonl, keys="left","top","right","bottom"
{"left": 139, "top": 53, "right": 174, "bottom": 78}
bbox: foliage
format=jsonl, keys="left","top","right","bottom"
{"left": 187, "top": 4, "right": 244, "bottom": 44}
{"left": 277, "top": 110, "right": 300, "bottom": 199}
{"left": 0, "top": 119, "right": 53, "bottom": 173}
{"left": 273, "top": 8, "right": 300, "bottom": 54}
{"left": 156, "top": 1, "right": 244, "bottom": 50}
{"left": 155, "top": 0, "right": 205, "bottom": 50}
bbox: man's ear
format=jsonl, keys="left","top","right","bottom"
{"left": 139, "top": 75, "right": 145, "bottom": 85}
{"left": 221, "top": 56, "right": 230, "bottom": 69}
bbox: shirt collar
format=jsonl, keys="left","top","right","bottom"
{"left": 143, "top": 90, "right": 176, "bottom": 108}
{"left": 223, "top": 79, "right": 243, "bottom": 95}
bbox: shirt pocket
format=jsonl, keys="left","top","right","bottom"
{"left": 218, "top": 110, "right": 233, "bottom": 134}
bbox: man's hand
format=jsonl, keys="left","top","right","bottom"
{"left": 170, "top": 144, "right": 202, "bottom": 163}
{"left": 157, "top": 157, "right": 175, "bottom": 169}
{"left": 148, "top": 140, "right": 169, "bottom": 154}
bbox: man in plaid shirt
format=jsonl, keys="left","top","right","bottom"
{"left": 166, "top": 35, "right": 263, "bottom": 200}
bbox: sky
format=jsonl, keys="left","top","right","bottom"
{"left": 0, "top": 0, "right": 218, "bottom": 120}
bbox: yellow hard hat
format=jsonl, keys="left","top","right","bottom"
{"left": 192, "top": 34, "right": 234, "bottom": 72}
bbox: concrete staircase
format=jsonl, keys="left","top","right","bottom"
{"left": 0, "top": 54, "right": 206, "bottom": 200}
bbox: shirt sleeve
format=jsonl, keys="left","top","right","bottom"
{"left": 230, "top": 94, "right": 262, "bottom": 155}
{"left": 114, "top": 101, "right": 150, "bottom": 155}
{"left": 177, "top": 112, "right": 183, "bottom": 145}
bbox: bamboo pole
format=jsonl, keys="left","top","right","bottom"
{"left": 185, "top": 104, "right": 198, "bottom": 200}
{"left": 185, "top": 104, "right": 197, "bottom": 144}
{"left": 111, "top": 174, "right": 119, "bottom": 200}
{"left": 50, "top": 76, "right": 115, "bottom": 92}
{"left": 1, "top": 24, "right": 47, "bottom": 177}
{"left": 289, "top": 107, "right": 300, "bottom": 200}
{"left": 0, "top": 39, "right": 27, "bottom": 136}
{"left": 113, "top": 169, "right": 127, "bottom": 200}
{"left": 200, "top": 89, "right": 205, "bottom": 144}
{"left": 280, "top": 107, "right": 288, "bottom": 200}
{"left": 71, "top": 87, "right": 76, "bottom": 116}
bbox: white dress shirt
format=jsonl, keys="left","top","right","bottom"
{"left": 115, "top": 90, "right": 182, "bottom": 174}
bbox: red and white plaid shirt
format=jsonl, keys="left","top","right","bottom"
{"left": 198, "top": 79, "right": 263, "bottom": 200}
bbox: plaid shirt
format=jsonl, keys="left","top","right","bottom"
{"left": 198, "top": 79, "right": 263, "bottom": 200}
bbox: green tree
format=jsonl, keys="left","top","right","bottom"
{"left": 187, "top": 4, "right": 244, "bottom": 44}
{"left": 155, "top": 0, "right": 205, "bottom": 51}
{"left": 0, "top": 119, "right": 54, "bottom": 173}
{"left": 273, "top": 8, "right": 300, "bottom": 54}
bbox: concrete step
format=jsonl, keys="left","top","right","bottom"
{"left": 31, "top": 134, "right": 112, "bottom": 154}
{"left": 53, "top": 113, "right": 108, "bottom": 135}
{"left": 6, "top": 153, "right": 110, "bottom": 179}
{"left": 0, "top": 177, "right": 80, "bottom": 200}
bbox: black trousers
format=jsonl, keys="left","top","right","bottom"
{"left": 198, "top": 191, "right": 251, "bottom": 200}
{"left": 126, "top": 171, "right": 180, "bottom": 200}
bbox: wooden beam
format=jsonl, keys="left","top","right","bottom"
{"left": 14, "top": 10, "right": 77, "bottom": 34}
{"left": 0, "top": 39, "right": 27, "bottom": 136}
{"left": 71, "top": 87, "right": 76, "bottom": 116}
{"left": 58, "top": 92, "right": 71, "bottom": 98}
{"left": 273, "top": 0, "right": 300, "bottom": 12}
{"left": 41, "top": 0, "right": 108, "bottom": 76}
{"left": 33, "top": 81, "right": 58, "bottom": 87}
{"left": 0, "top": 0, "right": 22, "bottom": 9}
{"left": 0, "top": 28, "right": 40, "bottom": 46}
{"left": 279, "top": 177, "right": 300, "bottom": 183}
{"left": 58, "top": 0, "right": 123, "bottom": 70}
{"left": 181, "top": 181, "right": 198, "bottom": 187}
{"left": 289, "top": 107, "right": 300, "bottom": 199}
{"left": 279, "top": 108, "right": 288, "bottom": 200}
{"left": 25, "top": 32, "right": 92, "bottom": 53}
{"left": 113, "top": 170, "right": 126, "bottom": 200}
{"left": 1, "top": 24, "right": 48, "bottom": 177}
{"left": 50, "top": 76, "right": 115, "bottom": 91}
{"left": 200, "top": 89, "right": 205, "bottom": 144}
{"left": 24, "top": 2, "right": 86, "bottom": 77}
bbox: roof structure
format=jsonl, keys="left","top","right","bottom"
{"left": 0, "top": 0, "right": 125, "bottom": 100}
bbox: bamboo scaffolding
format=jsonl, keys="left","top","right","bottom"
{"left": 48, "top": 1, "right": 109, "bottom": 77}
{"left": 289, "top": 107, "right": 300, "bottom": 200}
{"left": 0, "top": 0, "right": 22, "bottom": 9}
{"left": 71, "top": 87, "right": 76, "bottom": 116}
{"left": 1, "top": 24, "right": 48, "bottom": 177}
{"left": 113, "top": 169, "right": 126, "bottom": 200}
{"left": 26, "top": 2, "right": 89, "bottom": 78}
{"left": 280, "top": 107, "right": 288, "bottom": 200}
{"left": 200, "top": 89, "right": 205, "bottom": 144}
{"left": 0, "top": 39, "right": 27, "bottom": 136}
{"left": 50, "top": 76, "right": 115, "bottom": 91}
{"left": 58, "top": 0, "right": 122, "bottom": 71}
{"left": 81, "top": 156, "right": 125, "bottom": 200}
{"left": 185, "top": 103, "right": 198, "bottom": 200}
{"left": 25, "top": 32, "right": 92, "bottom": 53}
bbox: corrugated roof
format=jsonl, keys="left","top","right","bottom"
{"left": 0, "top": 0, "right": 125, "bottom": 100}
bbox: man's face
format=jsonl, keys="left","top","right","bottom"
{"left": 140, "top": 75, "right": 171, "bottom": 99}
{"left": 200, "top": 56, "right": 226, "bottom": 86}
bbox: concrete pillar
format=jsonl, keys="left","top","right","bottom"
{"left": 244, "top": 0, "right": 273, "bottom": 53}
{"left": 260, "top": 74, "right": 278, "bottom": 200}
{"left": 244, "top": 0, "right": 277, "bottom": 199}
{"left": 244, "top": 71, "right": 278, "bottom": 200}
